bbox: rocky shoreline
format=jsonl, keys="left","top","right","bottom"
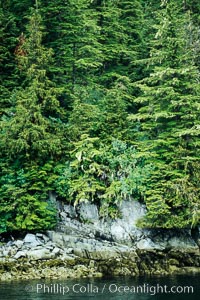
{"left": 1, "top": 201, "right": 200, "bottom": 281}
{"left": 0, "top": 232, "right": 199, "bottom": 281}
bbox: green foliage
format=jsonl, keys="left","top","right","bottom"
{"left": 67, "top": 98, "right": 101, "bottom": 141}
{"left": 54, "top": 136, "right": 152, "bottom": 218}
{"left": 0, "top": 7, "right": 62, "bottom": 232}
{"left": 0, "top": 0, "right": 200, "bottom": 233}
{"left": 0, "top": 163, "right": 57, "bottom": 233}
{"left": 41, "top": 0, "right": 103, "bottom": 91}
{"left": 0, "top": 3, "right": 19, "bottom": 112}
{"left": 103, "top": 139, "right": 153, "bottom": 201}
{"left": 0, "top": 8, "right": 64, "bottom": 160}
{"left": 66, "top": 134, "right": 105, "bottom": 206}
{"left": 130, "top": 0, "right": 200, "bottom": 228}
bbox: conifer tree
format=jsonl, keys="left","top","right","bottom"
{"left": 0, "top": 6, "right": 64, "bottom": 232}
{"left": 2, "top": 7, "right": 63, "bottom": 159}
{"left": 130, "top": 0, "right": 200, "bottom": 228}
{"left": 42, "top": 0, "right": 102, "bottom": 95}
{"left": 184, "top": 0, "right": 200, "bottom": 24}
{"left": 118, "top": 0, "right": 146, "bottom": 81}
{"left": 94, "top": 0, "right": 144, "bottom": 86}
{"left": 0, "top": 2, "right": 19, "bottom": 113}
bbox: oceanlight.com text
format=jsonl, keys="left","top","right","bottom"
{"left": 25, "top": 282, "right": 194, "bottom": 296}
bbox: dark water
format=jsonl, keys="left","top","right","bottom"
{"left": 0, "top": 275, "right": 199, "bottom": 300}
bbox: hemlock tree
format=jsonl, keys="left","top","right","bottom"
{"left": 118, "top": 0, "right": 146, "bottom": 81}
{"left": 5, "top": 8, "right": 64, "bottom": 159}
{"left": 94, "top": 0, "right": 145, "bottom": 86}
{"left": 0, "top": 7, "right": 64, "bottom": 232}
{"left": 0, "top": 3, "right": 19, "bottom": 113}
{"left": 130, "top": 0, "right": 200, "bottom": 228}
{"left": 97, "top": 83, "right": 131, "bottom": 142}
{"left": 42, "top": 0, "right": 102, "bottom": 96}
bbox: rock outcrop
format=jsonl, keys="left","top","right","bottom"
{"left": 0, "top": 200, "right": 199, "bottom": 280}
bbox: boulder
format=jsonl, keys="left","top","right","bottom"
{"left": 13, "top": 240, "right": 24, "bottom": 249}
{"left": 2, "top": 250, "right": 9, "bottom": 257}
{"left": 52, "top": 247, "right": 61, "bottom": 255}
{"left": 27, "top": 248, "right": 55, "bottom": 260}
{"left": 14, "top": 250, "right": 27, "bottom": 259}
{"left": 36, "top": 233, "right": 50, "bottom": 243}
{"left": 24, "top": 234, "right": 41, "bottom": 247}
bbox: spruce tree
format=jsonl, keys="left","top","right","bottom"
{"left": 0, "top": 7, "right": 64, "bottom": 232}
{"left": 2, "top": 7, "right": 64, "bottom": 159}
{"left": 42, "top": 0, "right": 102, "bottom": 95}
{"left": 94, "top": 0, "right": 144, "bottom": 86}
{"left": 130, "top": 0, "right": 200, "bottom": 228}
{"left": 0, "top": 2, "right": 19, "bottom": 113}
{"left": 118, "top": 0, "right": 146, "bottom": 81}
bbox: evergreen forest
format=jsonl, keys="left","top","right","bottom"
{"left": 0, "top": 0, "right": 200, "bottom": 234}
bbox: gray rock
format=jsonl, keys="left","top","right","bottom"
{"left": 13, "top": 240, "right": 24, "bottom": 249}
{"left": 61, "top": 253, "right": 75, "bottom": 260}
{"left": 79, "top": 203, "right": 99, "bottom": 223}
{"left": 45, "top": 245, "right": 54, "bottom": 250}
{"left": 63, "top": 205, "right": 77, "bottom": 218}
{"left": 64, "top": 248, "right": 73, "bottom": 254}
{"left": 36, "top": 233, "right": 49, "bottom": 243}
{"left": 136, "top": 238, "right": 165, "bottom": 250}
{"left": 120, "top": 201, "right": 146, "bottom": 226}
{"left": 167, "top": 236, "right": 199, "bottom": 252}
{"left": 3, "top": 250, "right": 9, "bottom": 257}
{"left": 46, "top": 231, "right": 64, "bottom": 248}
{"left": 36, "top": 233, "right": 43, "bottom": 238}
{"left": 33, "top": 245, "right": 46, "bottom": 250}
{"left": 6, "top": 241, "right": 14, "bottom": 247}
{"left": 52, "top": 247, "right": 61, "bottom": 255}
{"left": 110, "top": 222, "right": 127, "bottom": 241}
{"left": 27, "top": 249, "right": 55, "bottom": 260}
{"left": 14, "top": 251, "right": 27, "bottom": 259}
{"left": 24, "top": 234, "right": 41, "bottom": 247}
{"left": 60, "top": 212, "right": 68, "bottom": 220}
{"left": 99, "top": 201, "right": 147, "bottom": 244}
